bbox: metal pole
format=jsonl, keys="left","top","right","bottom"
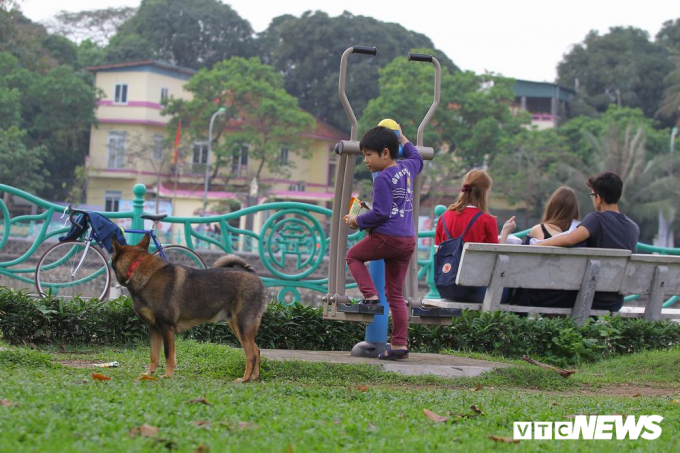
{"left": 203, "top": 107, "right": 226, "bottom": 216}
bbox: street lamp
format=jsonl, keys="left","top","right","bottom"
{"left": 203, "top": 107, "right": 227, "bottom": 216}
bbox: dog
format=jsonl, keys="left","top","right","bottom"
{"left": 110, "top": 234, "right": 267, "bottom": 382}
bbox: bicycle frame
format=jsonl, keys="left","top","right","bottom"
{"left": 123, "top": 227, "right": 167, "bottom": 260}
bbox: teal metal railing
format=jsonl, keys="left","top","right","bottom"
{"left": 0, "top": 183, "right": 678, "bottom": 306}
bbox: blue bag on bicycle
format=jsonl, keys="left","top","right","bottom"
{"left": 59, "top": 212, "right": 127, "bottom": 254}
{"left": 433, "top": 211, "right": 483, "bottom": 288}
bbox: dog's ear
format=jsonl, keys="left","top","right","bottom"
{"left": 111, "top": 236, "right": 120, "bottom": 258}
{"left": 137, "top": 233, "right": 151, "bottom": 251}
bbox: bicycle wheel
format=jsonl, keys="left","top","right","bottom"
{"left": 154, "top": 245, "right": 206, "bottom": 269}
{"left": 35, "top": 241, "right": 111, "bottom": 301}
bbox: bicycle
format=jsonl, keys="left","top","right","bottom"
{"left": 35, "top": 207, "right": 206, "bottom": 301}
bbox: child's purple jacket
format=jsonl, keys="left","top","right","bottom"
{"left": 356, "top": 142, "right": 423, "bottom": 237}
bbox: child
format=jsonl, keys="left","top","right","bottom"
{"left": 344, "top": 124, "right": 422, "bottom": 360}
{"left": 537, "top": 172, "right": 640, "bottom": 311}
{"left": 434, "top": 170, "right": 516, "bottom": 302}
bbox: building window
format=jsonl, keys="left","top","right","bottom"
{"left": 279, "top": 147, "right": 289, "bottom": 165}
{"left": 114, "top": 83, "right": 128, "bottom": 104}
{"left": 160, "top": 87, "right": 168, "bottom": 102}
{"left": 288, "top": 181, "right": 306, "bottom": 192}
{"left": 328, "top": 155, "right": 337, "bottom": 187}
{"left": 107, "top": 131, "right": 126, "bottom": 169}
{"left": 232, "top": 145, "right": 249, "bottom": 177}
{"left": 104, "top": 191, "right": 122, "bottom": 212}
{"left": 153, "top": 134, "right": 165, "bottom": 160}
{"left": 192, "top": 141, "right": 208, "bottom": 173}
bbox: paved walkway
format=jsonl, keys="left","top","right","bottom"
{"left": 261, "top": 349, "right": 509, "bottom": 378}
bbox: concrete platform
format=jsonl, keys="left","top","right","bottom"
{"left": 261, "top": 349, "right": 510, "bottom": 378}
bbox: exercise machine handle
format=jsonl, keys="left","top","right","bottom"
{"left": 408, "top": 52, "right": 433, "bottom": 62}
{"left": 352, "top": 46, "right": 377, "bottom": 55}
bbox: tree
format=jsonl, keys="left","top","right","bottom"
{"left": 656, "top": 19, "right": 680, "bottom": 54}
{"left": 163, "top": 57, "right": 315, "bottom": 196}
{"left": 0, "top": 51, "right": 99, "bottom": 200}
{"left": 557, "top": 27, "right": 674, "bottom": 119}
{"left": 259, "top": 11, "right": 457, "bottom": 133}
{"left": 489, "top": 129, "right": 580, "bottom": 228}
{"left": 557, "top": 107, "right": 680, "bottom": 241}
{"left": 111, "top": 0, "right": 255, "bottom": 69}
{"left": 657, "top": 57, "right": 680, "bottom": 123}
{"left": 0, "top": 126, "right": 50, "bottom": 193}
{"left": 43, "top": 7, "right": 137, "bottom": 46}
{"left": 358, "top": 53, "right": 526, "bottom": 207}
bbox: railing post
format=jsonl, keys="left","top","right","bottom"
{"left": 425, "top": 205, "right": 446, "bottom": 299}
{"left": 130, "top": 183, "right": 146, "bottom": 245}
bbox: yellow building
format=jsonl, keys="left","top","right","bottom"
{"left": 85, "top": 60, "right": 344, "bottom": 236}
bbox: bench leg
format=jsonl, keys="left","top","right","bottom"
{"left": 571, "top": 259, "right": 599, "bottom": 325}
{"left": 644, "top": 265, "right": 668, "bottom": 321}
{"left": 482, "top": 254, "right": 509, "bottom": 312}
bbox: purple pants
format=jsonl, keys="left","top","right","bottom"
{"left": 345, "top": 232, "right": 416, "bottom": 347}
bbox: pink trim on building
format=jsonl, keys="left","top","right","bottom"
{"left": 98, "top": 100, "right": 163, "bottom": 109}
{"left": 157, "top": 184, "right": 240, "bottom": 200}
{"left": 531, "top": 113, "right": 555, "bottom": 121}
{"left": 99, "top": 118, "right": 167, "bottom": 127}
{"left": 269, "top": 190, "right": 335, "bottom": 201}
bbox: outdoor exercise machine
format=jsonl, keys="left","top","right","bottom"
{"left": 322, "top": 45, "right": 444, "bottom": 357}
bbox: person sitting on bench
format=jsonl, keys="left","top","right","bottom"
{"left": 512, "top": 186, "right": 583, "bottom": 307}
{"left": 536, "top": 172, "right": 640, "bottom": 311}
{"left": 434, "top": 170, "right": 515, "bottom": 302}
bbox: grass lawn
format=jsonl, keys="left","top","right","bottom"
{"left": 1, "top": 339, "right": 680, "bottom": 452}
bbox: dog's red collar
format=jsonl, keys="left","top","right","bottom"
{"left": 125, "top": 257, "right": 144, "bottom": 281}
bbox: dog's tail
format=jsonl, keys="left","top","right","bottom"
{"left": 213, "top": 254, "right": 255, "bottom": 272}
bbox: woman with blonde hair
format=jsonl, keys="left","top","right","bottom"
{"left": 434, "top": 170, "right": 515, "bottom": 301}
{"left": 525, "top": 186, "right": 580, "bottom": 244}
{"left": 512, "top": 186, "right": 583, "bottom": 307}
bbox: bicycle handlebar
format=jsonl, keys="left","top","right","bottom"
{"left": 67, "top": 204, "right": 88, "bottom": 228}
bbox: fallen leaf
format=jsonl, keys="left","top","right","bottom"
{"left": 135, "top": 375, "right": 158, "bottom": 381}
{"left": 91, "top": 373, "right": 111, "bottom": 381}
{"left": 282, "top": 444, "right": 293, "bottom": 453}
{"left": 193, "top": 420, "right": 211, "bottom": 428}
{"left": 187, "top": 397, "right": 211, "bottom": 405}
{"left": 194, "top": 446, "right": 210, "bottom": 453}
{"left": 423, "top": 409, "right": 450, "bottom": 423}
{"left": 59, "top": 344, "right": 66, "bottom": 351}
{"left": 488, "top": 435, "right": 519, "bottom": 444}
{"left": 355, "top": 386, "right": 368, "bottom": 392}
{"left": 671, "top": 400, "right": 680, "bottom": 405}
{"left": 470, "top": 405, "right": 485, "bottom": 416}
{"left": 237, "top": 421, "right": 258, "bottom": 430}
{"left": 472, "top": 383, "right": 482, "bottom": 392}
{"left": 632, "top": 393, "right": 642, "bottom": 398}
{"left": 368, "top": 422, "right": 377, "bottom": 432}
{"left": 0, "top": 399, "right": 14, "bottom": 407}
{"left": 129, "top": 424, "right": 159, "bottom": 438}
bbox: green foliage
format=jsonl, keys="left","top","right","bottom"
{"left": 557, "top": 27, "right": 674, "bottom": 120}
{"left": 0, "top": 126, "right": 50, "bottom": 193}
{"left": 489, "top": 128, "right": 579, "bottom": 225}
{"left": 259, "top": 11, "right": 457, "bottom": 132}
{"left": 656, "top": 18, "right": 680, "bottom": 54}
{"left": 163, "top": 56, "right": 314, "bottom": 190}
{"left": 557, "top": 106, "right": 680, "bottom": 240}
{"left": 111, "top": 0, "right": 255, "bottom": 69}
{"left": 3, "top": 288, "right": 680, "bottom": 368}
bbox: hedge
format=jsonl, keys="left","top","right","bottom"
{"left": 2, "top": 287, "right": 680, "bottom": 367}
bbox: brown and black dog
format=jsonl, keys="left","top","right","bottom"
{"left": 110, "top": 234, "right": 267, "bottom": 382}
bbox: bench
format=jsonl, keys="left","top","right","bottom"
{"left": 414, "top": 243, "right": 680, "bottom": 325}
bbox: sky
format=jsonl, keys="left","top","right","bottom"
{"left": 18, "top": 0, "right": 680, "bottom": 83}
